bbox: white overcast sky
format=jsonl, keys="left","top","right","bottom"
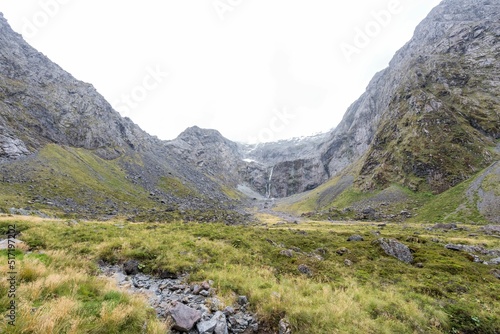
{"left": 1, "top": 0, "right": 442, "bottom": 143}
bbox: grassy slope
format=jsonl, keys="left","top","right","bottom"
{"left": 275, "top": 161, "right": 499, "bottom": 224}
{"left": 0, "top": 144, "right": 196, "bottom": 220}
{"left": 1, "top": 215, "right": 499, "bottom": 333}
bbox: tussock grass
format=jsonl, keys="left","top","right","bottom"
{"left": 0, "top": 248, "right": 167, "bottom": 334}
{"left": 1, "top": 217, "right": 499, "bottom": 333}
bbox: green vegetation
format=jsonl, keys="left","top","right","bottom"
{"left": 276, "top": 162, "right": 497, "bottom": 225}
{"left": 1, "top": 215, "right": 499, "bottom": 333}
{"left": 0, "top": 145, "right": 153, "bottom": 217}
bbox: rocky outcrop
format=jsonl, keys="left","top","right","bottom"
{"left": 167, "top": 126, "right": 242, "bottom": 187}
{"left": 0, "top": 12, "right": 154, "bottom": 160}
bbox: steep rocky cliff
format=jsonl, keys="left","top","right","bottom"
{"left": 356, "top": 0, "right": 500, "bottom": 192}
{"left": 253, "top": 0, "right": 499, "bottom": 224}
{"left": 320, "top": 0, "right": 499, "bottom": 192}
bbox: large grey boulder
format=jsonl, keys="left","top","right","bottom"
{"left": 374, "top": 238, "right": 413, "bottom": 264}
{"left": 169, "top": 302, "right": 202, "bottom": 332}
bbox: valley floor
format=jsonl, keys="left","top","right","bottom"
{"left": 1, "top": 214, "right": 500, "bottom": 333}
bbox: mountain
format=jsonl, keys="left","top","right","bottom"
{"left": 276, "top": 0, "right": 500, "bottom": 222}
{"left": 0, "top": 13, "right": 245, "bottom": 222}
{"left": 1, "top": 0, "right": 499, "bottom": 224}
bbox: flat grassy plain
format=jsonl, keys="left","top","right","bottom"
{"left": 1, "top": 215, "right": 499, "bottom": 333}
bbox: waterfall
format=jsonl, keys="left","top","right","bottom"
{"left": 266, "top": 166, "right": 274, "bottom": 198}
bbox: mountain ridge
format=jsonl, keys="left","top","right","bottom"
{"left": 1, "top": 0, "right": 499, "bottom": 223}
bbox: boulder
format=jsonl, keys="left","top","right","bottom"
{"left": 197, "top": 317, "right": 217, "bottom": 334}
{"left": 374, "top": 238, "right": 413, "bottom": 264}
{"left": 347, "top": 235, "right": 364, "bottom": 242}
{"left": 237, "top": 295, "right": 248, "bottom": 306}
{"left": 336, "top": 247, "right": 350, "bottom": 255}
{"left": 432, "top": 223, "right": 457, "bottom": 230}
{"left": 123, "top": 260, "right": 139, "bottom": 275}
{"left": 280, "top": 249, "right": 294, "bottom": 257}
{"left": 169, "top": 302, "right": 202, "bottom": 332}
{"left": 298, "top": 264, "right": 312, "bottom": 275}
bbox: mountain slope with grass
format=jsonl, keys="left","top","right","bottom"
{"left": 277, "top": 0, "right": 500, "bottom": 222}
{"left": 0, "top": 13, "right": 248, "bottom": 222}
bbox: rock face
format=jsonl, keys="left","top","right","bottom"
{"left": 240, "top": 134, "right": 330, "bottom": 198}
{"left": 466, "top": 161, "right": 500, "bottom": 223}
{"left": 168, "top": 126, "right": 242, "bottom": 187}
{"left": 0, "top": 12, "right": 152, "bottom": 160}
{"left": 355, "top": 0, "right": 500, "bottom": 193}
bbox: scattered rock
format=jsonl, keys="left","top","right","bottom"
{"left": 237, "top": 295, "right": 248, "bottom": 306}
{"left": 445, "top": 243, "right": 500, "bottom": 256}
{"left": 415, "top": 263, "right": 424, "bottom": 268}
{"left": 314, "top": 247, "right": 327, "bottom": 255}
{"left": 192, "top": 284, "right": 201, "bottom": 295}
{"left": 170, "top": 302, "right": 202, "bottom": 332}
{"left": 213, "top": 311, "right": 229, "bottom": 334}
{"left": 201, "top": 281, "right": 211, "bottom": 291}
{"left": 123, "top": 260, "right": 140, "bottom": 275}
{"left": 481, "top": 225, "right": 500, "bottom": 235}
{"left": 400, "top": 211, "right": 412, "bottom": 218}
{"left": 99, "top": 265, "right": 259, "bottom": 333}
{"left": 490, "top": 257, "right": 500, "bottom": 265}
{"left": 280, "top": 249, "right": 294, "bottom": 257}
{"left": 197, "top": 317, "right": 217, "bottom": 334}
{"left": 373, "top": 238, "right": 413, "bottom": 264}
{"left": 298, "top": 264, "right": 312, "bottom": 276}
{"left": 310, "top": 254, "right": 324, "bottom": 261}
{"left": 347, "top": 235, "right": 364, "bottom": 242}
{"left": 361, "top": 207, "right": 376, "bottom": 220}
{"left": 336, "top": 247, "right": 350, "bottom": 256}
{"left": 279, "top": 318, "right": 292, "bottom": 334}
{"left": 432, "top": 223, "right": 457, "bottom": 230}
{"left": 492, "top": 269, "right": 500, "bottom": 279}
{"left": 466, "top": 253, "right": 482, "bottom": 263}
{"left": 158, "top": 270, "right": 178, "bottom": 279}
{"left": 344, "top": 259, "right": 353, "bottom": 267}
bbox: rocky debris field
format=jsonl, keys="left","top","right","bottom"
{"left": 99, "top": 263, "right": 259, "bottom": 334}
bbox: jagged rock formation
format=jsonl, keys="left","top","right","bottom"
{"left": 167, "top": 126, "right": 242, "bottom": 187}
